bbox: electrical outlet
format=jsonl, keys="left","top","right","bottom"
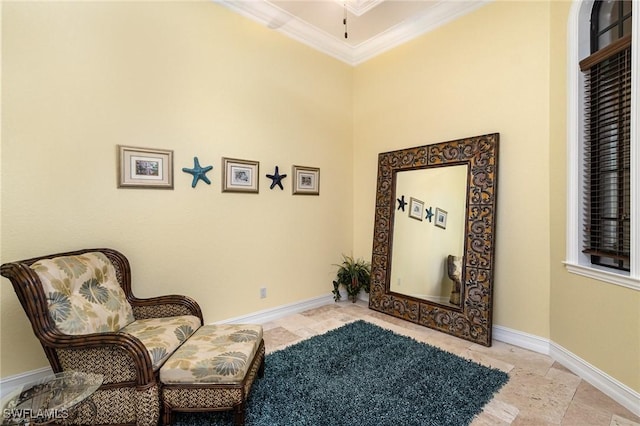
{"left": 260, "top": 287, "right": 267, "bottom": 299}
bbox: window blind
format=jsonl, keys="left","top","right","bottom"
{"left": 580, "top": 35, "right": 631, "bottom": 271}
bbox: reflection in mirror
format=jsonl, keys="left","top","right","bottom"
{"left": 369, "top": 133, "right": 499, "bottom": 346}
{"left": 390, "top": 165, "right": 468, "bottom": 307}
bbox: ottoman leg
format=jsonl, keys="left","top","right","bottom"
{"left": 233, "top": 402, "right": 246, "bottom": 426}
{"left": 163, "top": 402, "right": 173, "bottom": 426}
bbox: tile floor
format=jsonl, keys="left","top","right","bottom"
{"left": 259, "top": 301, "right": 639, "bottom": 426}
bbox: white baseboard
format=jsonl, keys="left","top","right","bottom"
{"left": 213, "top": 294, "right": 334, "bottom": 325}
{"left": 2, "top": 296, "right": 638, "bottom": 418}
{"left": 0, "top": 366, "right": 53, "bottom": 400}
{"left": 492, "top": 324, "right": 551, "bottom": 355}
{"left": 549, "top": 341, "right": 640, "bottom": 417}
{"left": 492, "top": 324, "right": 639, "bottom": 417}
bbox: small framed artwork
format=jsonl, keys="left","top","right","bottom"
{"left": 409, "top": 197, "right": 424, "bottom": 221}
{"left": 292, "top": 165, "right": 320, "bottom": 195}
{"left": 435, "top": 208, "right": 448, "bottom": 229}
{"left": 118, "top": 145, "right": 173, "bottom": 189}
{"left": 222, "top": 157, "right": 259, "bottom": 193}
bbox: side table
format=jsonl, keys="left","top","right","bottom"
{"left": 1, "top": 371, "right": 103, "bottom": 425}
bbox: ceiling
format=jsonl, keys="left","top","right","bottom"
{"left": 215, "top": 0, "right": 490, "bottom": 66}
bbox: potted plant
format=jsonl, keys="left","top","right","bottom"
{"left": 332, "top": 255, "right": 371, "bottom": 303}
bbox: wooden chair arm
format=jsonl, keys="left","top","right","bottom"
{"left": 42, "top": 331, "right": 156, "bottom": 388}
{"left": 129, "top": 295, "right": 203, "bottom": 325}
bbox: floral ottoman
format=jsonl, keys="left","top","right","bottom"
{"left": 160, "top": 324, "right": 265, "bottom": 425}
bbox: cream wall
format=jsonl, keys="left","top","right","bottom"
{"left": 353, "top": 1, "right": 552, "bottom": 338}
{"left": 1, "top": 1, "right": 353, "bottom": 376}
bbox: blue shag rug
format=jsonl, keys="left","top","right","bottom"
{"left": 174, "top": 320, "right": 509, "bottom": 426}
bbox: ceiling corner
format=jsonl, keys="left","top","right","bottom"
{"left": 214, "top": 0, "right": 491, "bottom": 66}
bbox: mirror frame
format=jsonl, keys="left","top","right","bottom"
{"left": 369, "top": 133, "right": 499, "bottom": 346}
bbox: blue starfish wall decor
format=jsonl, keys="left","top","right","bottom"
{"left": 266, "top": 166, "right": 287, "bottom": 190}
{"left": 397, "top": 195, "right": 407, "bottom": 211}
{"left": 182, "top": 157, "right": 213, "bottom": 188}
{"left": 425, "top": 206, "right": 434, "bottom": 222}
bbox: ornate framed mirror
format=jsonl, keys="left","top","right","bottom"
{"left": 369, "top": 133, "right": 499, "bottom": 346}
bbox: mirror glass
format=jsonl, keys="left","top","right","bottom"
{"left": 389, "top": 165, "right": 468, "bottom": 308}
{"left": 369, "top": 133, "right": 499, "bottom": 346}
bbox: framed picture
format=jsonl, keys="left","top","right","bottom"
{"left": 409, "top": 197, "right": 424, "bottom": 221}
{"left": 222, "top": 157, "right": 259, "bottom": 193}
{"left": 292, "top": 165, "right": 320, "bottom": 195}
{"left": 435, "top": 208, "right": 448, "bottom": 229}
{"left": 118, "top": 145, "right": 173, "bottom": 189}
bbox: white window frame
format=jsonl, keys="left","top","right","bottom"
{"left": 565, "top": 0, "right": 640, "bottom": 290}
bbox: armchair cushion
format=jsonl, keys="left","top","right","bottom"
{"left": 30, "top": 252, "right": 135, "bottom": 335}
{"left": 121, "top": 315, "right": 201, "bottom": 370}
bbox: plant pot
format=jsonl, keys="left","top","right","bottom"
{"left": 337, "top": 287, "right": 348, "bottom": 302}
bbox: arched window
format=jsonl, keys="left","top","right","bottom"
{"left": 581, "top": 0, "right": 632, "bottom": 271}
{"left": 591, "top": 0, "right": 632, "bottom": 49}
{"left": 566, "top": 0, "right": 639, "bottom": 288}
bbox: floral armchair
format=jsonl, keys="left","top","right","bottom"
{"left": 1, "top": 248, "right": 204, "bottom": 425}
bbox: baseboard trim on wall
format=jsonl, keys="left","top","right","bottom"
{"left": 549, "top": 341, "right": 640, "bottom": 417}
{"left": 2, "top": 296, "right": 638, "bottom": 417}
{"left": 213, "top": 294, "right": 335, "bottom": 325}
{"left": 491, "top": 324, "right": 551, "bottom": 355}
{"left": 490, "top": 324, "right": 639, "bottom": 417}
{"left": 0, "top": 366, "right": 53, "bottom": 399}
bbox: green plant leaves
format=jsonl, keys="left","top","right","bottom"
{"left": 333, "top": 255, "right": 371, "bottom": 302}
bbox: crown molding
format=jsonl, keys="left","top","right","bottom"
{"left": 341, "top": 0, "right": 384, "bottom": 17}
{"left": 351, "top": 0, "right": 491, "bottom": 65}
{"left": 214, "top": 0, "right": 491, "bottom": 66}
